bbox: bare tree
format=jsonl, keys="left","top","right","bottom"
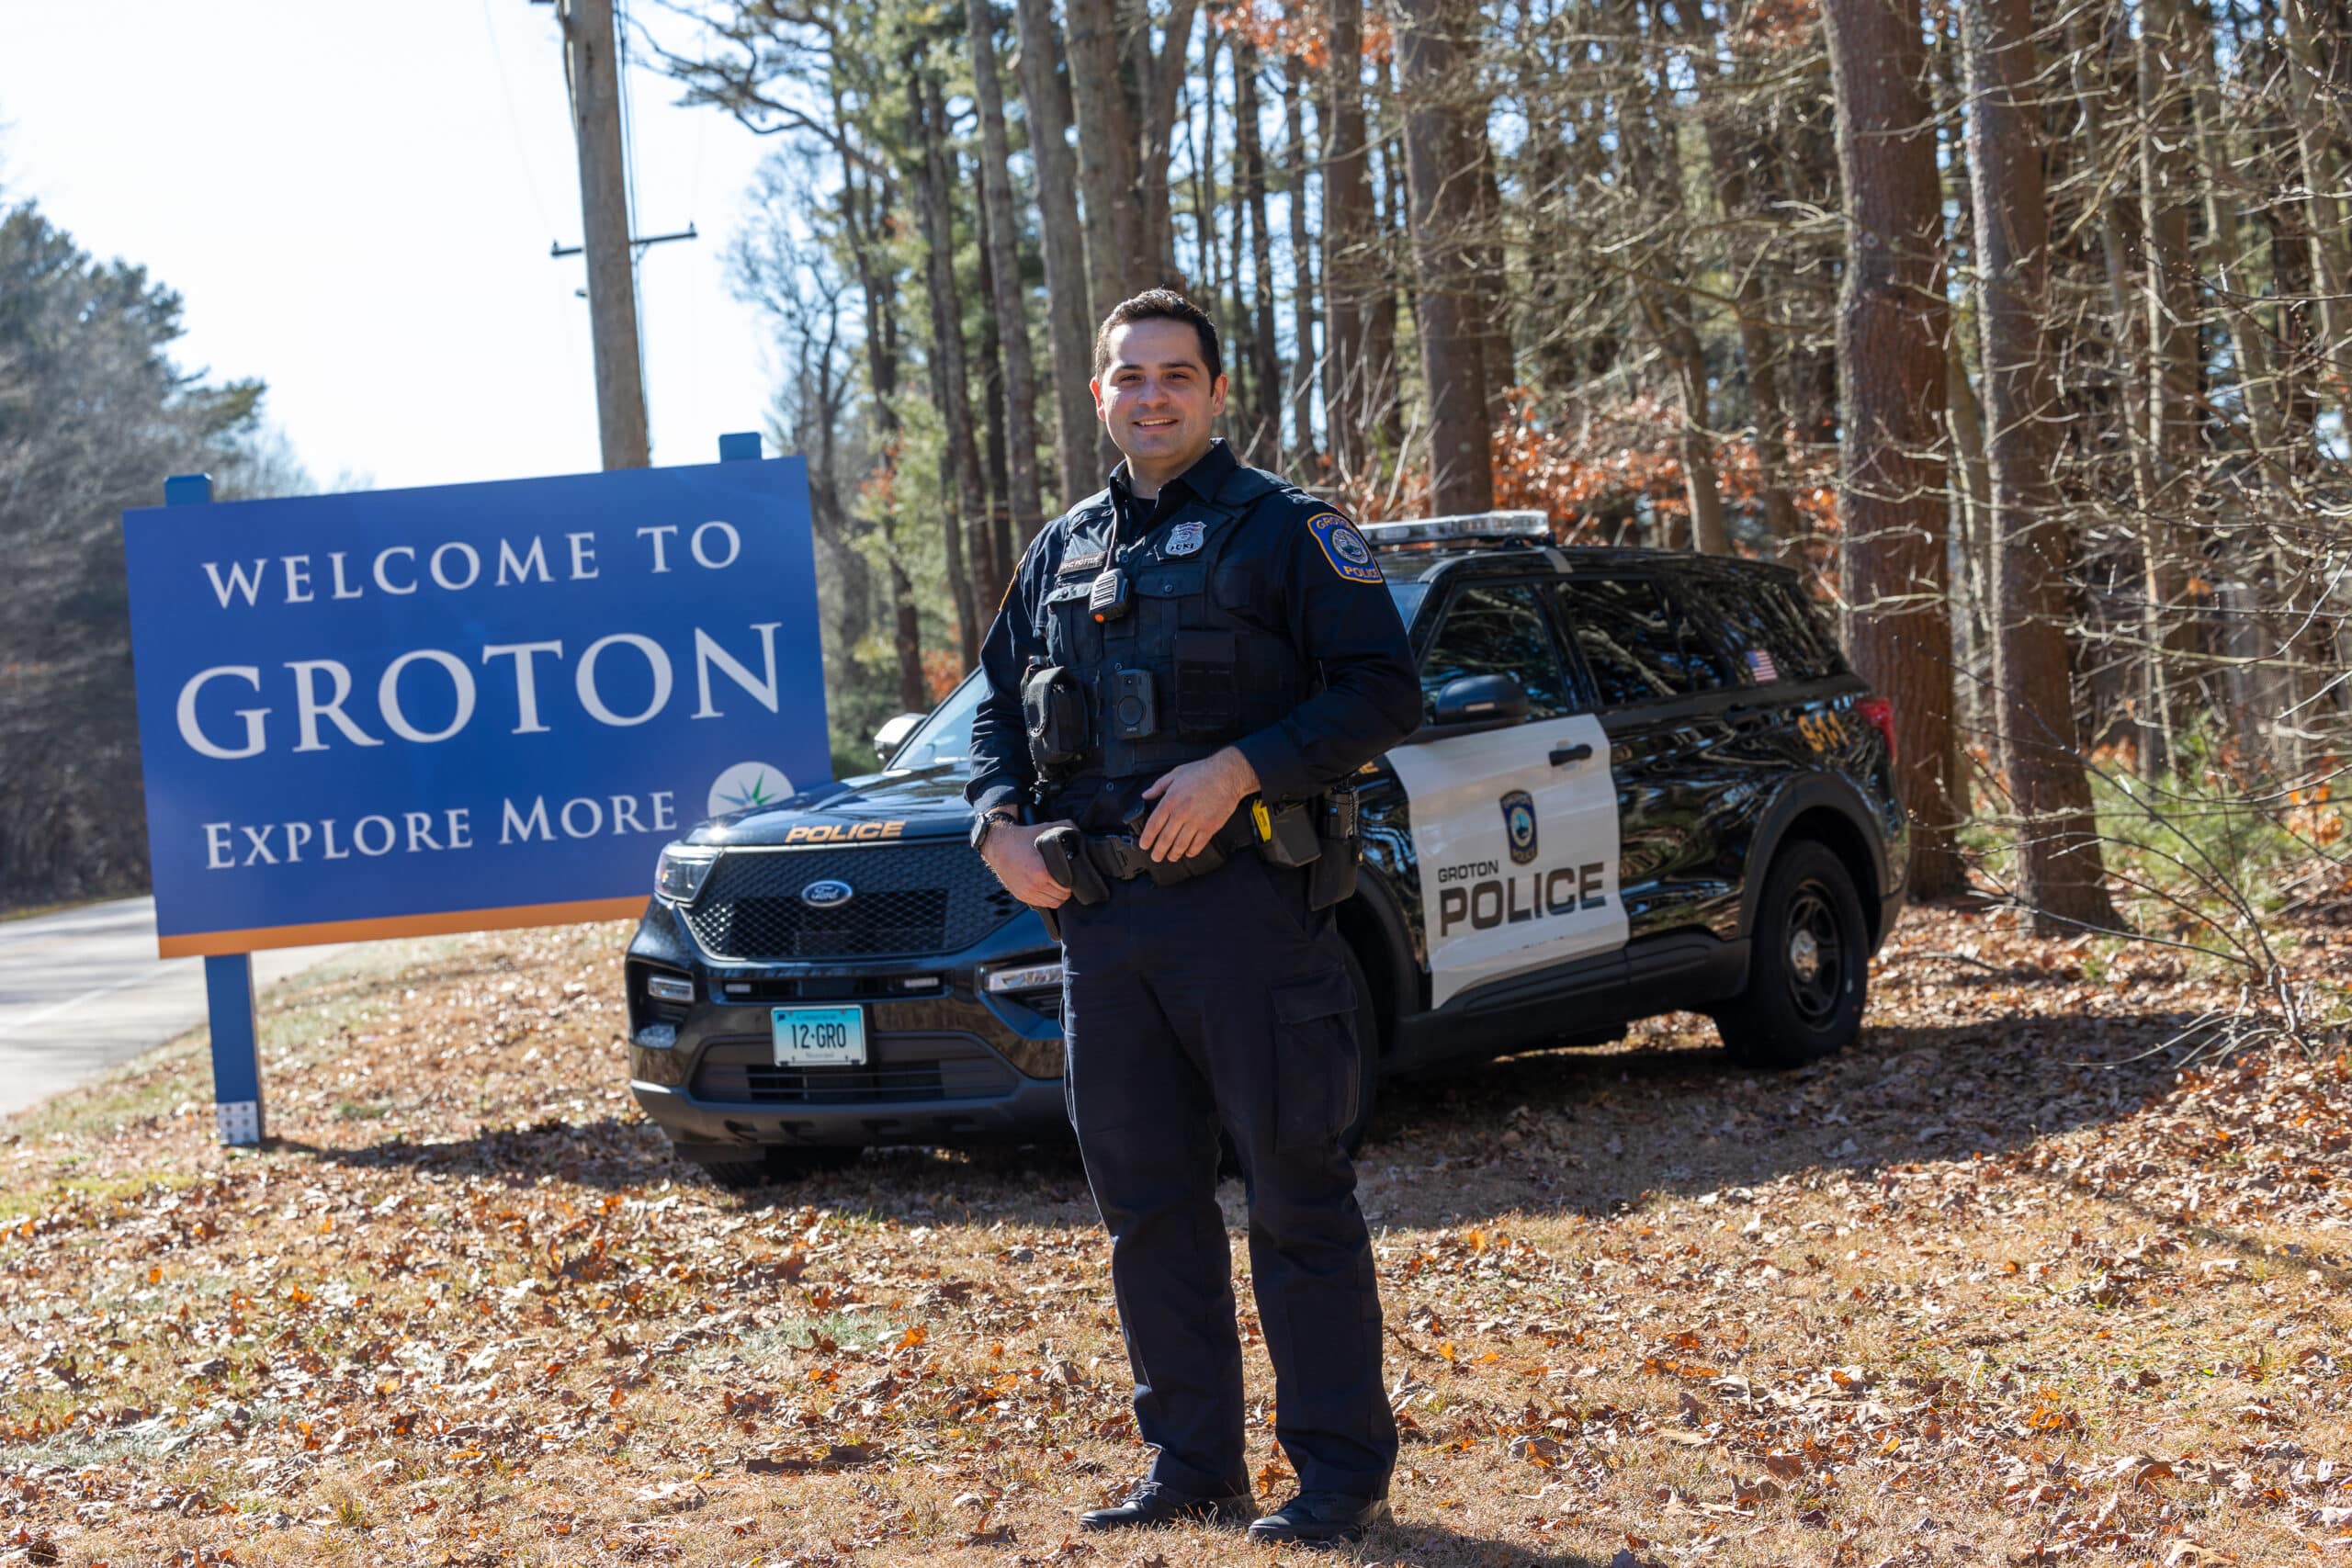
{"left": 1959, "top": 0, "right": 2120, "bottom": 931}
{"left": 1823, "top": 0, "right": 1965, "bottom": 898}
{"left": 1010, "top": 0, "right": 1102, "bottom": 508}
{"left": 1323, "top": 0, "right": 1378, "bottom": 483}
{"left": 911, "top": 63, "right": 989, "bottom": 664}
{"left": 966, "top": 0, "right": 1046, "bottom": 543}
{"left": 1395, "top": 0, "right": 1493, "bottom": 513}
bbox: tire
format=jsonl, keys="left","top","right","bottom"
{"left": 1713, "top": 840, "right": 1868, "bottom": 1070}
{"left": 683, "top": 1145, "right": 859, "bottom": 1191}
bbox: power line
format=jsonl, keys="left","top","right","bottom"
{"left": 479, "top": 0, "right": 557, "bottom": 236}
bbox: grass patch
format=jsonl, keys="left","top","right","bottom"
{"left": 1, "top": 912, "right": 2346, "bottom": 1566}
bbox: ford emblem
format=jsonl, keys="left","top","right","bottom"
{"left": 800, "top": 878, "right": 854, "bottom": 909}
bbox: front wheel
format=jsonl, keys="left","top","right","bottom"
{"left": 1713, "top": 840, "right": 1868, "bottom": 1069}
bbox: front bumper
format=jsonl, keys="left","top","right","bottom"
{"left": 624, "top": 895, "right": 1071, "bottom": 1151}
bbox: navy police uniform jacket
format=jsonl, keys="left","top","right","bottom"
{"left": 965, "top": 439, "right": 1417, "bottom": 1502}
{"left": 966, "top": 440, "right": 1420, "bottom": 823}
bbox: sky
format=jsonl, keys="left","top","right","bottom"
{"left": 0, "top": 1, "right": 784, "bottom": 491}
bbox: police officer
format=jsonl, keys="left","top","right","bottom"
{"left": 966, "top": 291, "right": 1420, "bottom": 1546}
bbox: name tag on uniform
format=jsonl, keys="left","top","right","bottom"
{"left": 1058, "top": 550, "right": 1106, "bottom": 577}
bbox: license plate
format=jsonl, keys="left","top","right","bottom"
{"left": 771, "top": 1005, "right": 866, "bottom": 1066}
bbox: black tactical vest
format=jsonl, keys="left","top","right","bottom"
{"left": 1036, "top": 462, "right": 1309, "bottom": 810}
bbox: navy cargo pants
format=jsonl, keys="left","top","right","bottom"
{"left": 1057, "top": 849, "right": 1398, "bottom": 1501}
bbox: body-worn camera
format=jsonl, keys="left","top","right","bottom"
{"left": 1110, "top": 669, "right": 1158, "bottom": 739}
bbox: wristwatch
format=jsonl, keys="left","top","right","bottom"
{"left": 969, "top": 807, "right": 1017, "bottom": 854}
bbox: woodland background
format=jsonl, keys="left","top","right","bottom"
{"left": 4, "top": 0, "right": 2348, "bottom": 1028}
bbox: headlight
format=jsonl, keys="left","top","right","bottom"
{"left": 654, "top": 843, "right": 720, "bottom": 904}
{"left": 984, "top": 959, "right": 1065, "bottom": 994}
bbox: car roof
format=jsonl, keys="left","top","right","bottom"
{"left": 1372, "top": 540, "right": 1805, "bottom": 588}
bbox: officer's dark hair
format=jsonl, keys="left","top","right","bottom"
{"left": 1092, "top": 289, "right": 1223, "bottom": 385}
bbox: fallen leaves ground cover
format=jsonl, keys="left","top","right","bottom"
{"left": 2, "top": 906, "right": 2347, "bottom": 1567}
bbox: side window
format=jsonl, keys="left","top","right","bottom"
{"left": 1694, "top": 575, "right": 1843, "bottom": 683}
{"left": 1419, "top": 581, "right": 1573, "bottom": 723}
{"left": 1550, "top": 576, "right": 1731, "bottom": 707}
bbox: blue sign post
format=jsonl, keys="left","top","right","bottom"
{"left": 130, "top": 436, "right": 826, "bottom": 1145}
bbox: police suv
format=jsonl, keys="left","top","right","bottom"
{"left": 624, "top": 513, "right": 1907, "bottom": 1188}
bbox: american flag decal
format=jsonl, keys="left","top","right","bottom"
{"left": 1746, "top": 648, "right": 1780, "bottom": 682}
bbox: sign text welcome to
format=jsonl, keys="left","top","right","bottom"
{"left": 125, "top": 456, "right": 827, "bottom": 956}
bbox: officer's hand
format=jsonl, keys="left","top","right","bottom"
{"left": 1137, "top": 748, "right": 1261, "bottom": 863}
{"left": 980, "top": 820, "right": 1073, "bottom": 908}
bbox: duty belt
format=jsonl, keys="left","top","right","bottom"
{"left": 1079, "top": 807, "right": 1265, "bottom": 887}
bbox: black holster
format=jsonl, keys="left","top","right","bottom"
{"left": 1036, "top": 824, "right": 1109, "bottom": 906}
{"left": 1306, "top": 785, "right": 1362, "bottom": 910}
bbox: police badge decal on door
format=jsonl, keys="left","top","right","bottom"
{"left": 1385, "top": 713, "right": 1628, "bottom": 1008}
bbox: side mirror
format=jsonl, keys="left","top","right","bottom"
{"left": 1430, "top": 672, "right": 1531, "bottom": 728}
{"left": 873, "top": 711, "right": 926, "bottom": 762}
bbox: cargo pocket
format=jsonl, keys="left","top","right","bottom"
{"left": 1271, "top": 965, "right": 1361, "bottom": 1153}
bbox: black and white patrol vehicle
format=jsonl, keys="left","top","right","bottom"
{"left": 624, "top": 513, "right": 1908, "bottom": 1187}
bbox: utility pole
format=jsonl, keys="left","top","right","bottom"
{"left": 560, "top": 0, "right": 650, "bottom": 468}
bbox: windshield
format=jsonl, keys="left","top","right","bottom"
{"left": 885, "top": 670, "right": 987, "bottom": 773}
{"left": 889, "top": 583, "right": 1425, "bottom": 774}
{"left": 1387, "top": 580, "right": 1430, "bottom": 626}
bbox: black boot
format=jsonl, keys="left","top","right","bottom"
{"left": 1246, "top": 1493, "right": 1393, "bottom": 1545}
{"left": 1079, "top": 1478, "right": 1256, "bottom": 1533}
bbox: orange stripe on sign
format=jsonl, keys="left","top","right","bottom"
{"left": 155, "top": 897, "right": 650, "bottom": 958}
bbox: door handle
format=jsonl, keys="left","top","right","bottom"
{"left": 1549, "top": 742, "right": 1594, "bottom": 766}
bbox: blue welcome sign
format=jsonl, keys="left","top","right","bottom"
{"left": 124, "top": 446, "right": 829, "bottom": 960}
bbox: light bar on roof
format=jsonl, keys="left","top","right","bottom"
{"left": 1355, "top": 510, "right": 1550, "bottom": 547}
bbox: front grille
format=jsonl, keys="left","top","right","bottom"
{"left": 691, "top": 1032, "right": 1019, "bottom": 1104}
{"left": 681, "top": 841, "right": 1022, "bottom": 960}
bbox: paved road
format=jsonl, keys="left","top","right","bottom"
{"left": 0, "top": 898, "right": 351, "bottom": 1117}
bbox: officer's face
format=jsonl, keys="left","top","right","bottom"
{"left": 1091, "top": 320, "right": 1228, "bottom": 473}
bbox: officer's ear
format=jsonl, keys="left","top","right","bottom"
{"left": 1090, "top": 377, "right": 1111, "bottom": 427}
{"left": 1207, "top": 373, "right": 1228, "bottom": 417}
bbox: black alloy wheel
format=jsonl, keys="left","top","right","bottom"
{"left": 1713, "top": 839, "right": 1868, "bottom": 1069}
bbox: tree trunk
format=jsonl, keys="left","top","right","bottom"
{"left": 1959, "top": 0, "right": 2120, "bottom": 931}
{"left": 1369, "top": 49, "right": 1407, "bottom": 467}
{"left": 967, "top": 0, "right": 1048, "bottom": 544}
{"left": 838, "top": 130, "right": 925, "bottom": 712}
{"left": 1284, "top": 55, "right": 1320, "bottom": 473}
{"left": 912, "top": 66, "right": 987, "bottom": 669}
{"left": 1680, "top": 1, "right": 1801, "bottom": 558}
{"left": 2182, "top": 1, "right": 2279, "bottom": 468}
{"left": 1618, "top": 0, "right": 1726, "bottom": 553}
{"left": 2282, "top": 0, "right": 2350, "bottom": 412}
{"left": 1396, "top": 0, "right": 1493, "bottom": 514}
{"left": 1823, "top": 0, "right": 1966, "bottom": 900}
{"left": 2139, "top": 0, "right": 2200, "bottom": 778}
{"left": 1236, "top": 39, "right": 1284, "bottom": 468}
{"left": 1065, "top": 0, "right": 1146, "bottom": 318}
{"left": 1129, "top": 0, "right": 1201, "bottom": 288}
{"left": 972, "top": 202, "right": 1016, "bottom": 581}
{"left": 1010, "top": 0, "right": 1102, "bottom": 510}
{"left": 1323, "top": 0, "right": 1374, "bottom": 483}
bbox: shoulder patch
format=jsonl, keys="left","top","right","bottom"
{"left": 1306, "top": 512, "right": 1384, "bottom": 584}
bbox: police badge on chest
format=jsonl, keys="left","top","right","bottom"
{"left": 1164, "top": 520, "right": 1205, "bottom": 558}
